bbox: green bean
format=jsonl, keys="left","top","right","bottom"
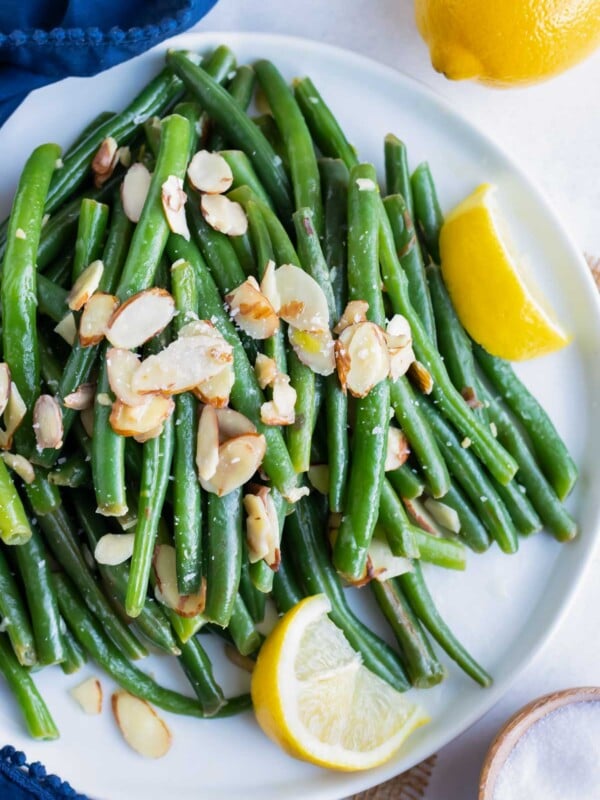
{"left": 231, "top": 230, "right": 256, "bottom": 278}
{"left": 175, "top": 633, "right": 226, "bottom": 716}
{"left": 14, "top": 529, "right": 65, "bottom": 666}
{"left": 166, "top": 235, "right": 298, "bottom": 499}
{"left": 272, "top": 549, "right": 304, "bottom": 613}
{"left": 252, "top": 114, "right": 290, "bottom": 171}
{"left": 411, "top": 162, "right": 444, "bottom": 264}
{"left": 72, "top": 198, "right": 109, "bottom": 281}
{"left": 167, "top": 51, "right": 293, "bottom": 221}
{"left": 228, "top": 185, "right": 299, "bottom": 264}
{"left": 412, "top": 529, "right": 466, "bottom": 571}
{"left": 220, "top": 150, "right": 274, "bottom": 208}
{"left": 378, "top": 480, "right": 420, "bottom": 559}
{"left": 188, "top": 200, "right": 247, "bottom": 295}
{"left": 437, "top": 483, "right": 490, "bottom": 553}
{"left": 398, "top": 562, "right": 491, "bottom": 687}
{"left": 0, "top": 459, "right": 32, "bottom": 544}
{"left": 333, "top": 164, "right": 390, "bottom": 580}
{"left": 319, "top": 158, "right": 349, "bottom": 321}
{"left": 0, "top": 635, "right": 59, "bottom": 739}
{"left": 48, "top": 451, "right": 90, "bottom": 488}
{"left": 387, "top": 463, "right": 425, "bottom": 500}
{"left": 44, "top": 251, "right": 74, "bottom": 287}
{"left": 420, "top": 398, "right": 519, "bottom": 554}
{"left": 209, "top": 64, "right": 257, "bottom": 152}
{"left": 0, "top": 545, "right": 36, "bottom": 665}
{"left": 240, "top": 544, "right": 266, "bottom": 624}
{"left": 92, "top": 362, "right": 128, "bottom": 517}
{"left": 69, "top": 111, "right": 116, "bottom": 152}
{"left": 205, "top": 489, "right": 243, "bottom": 628}
{"left": 227, "top": 594, "right": 263, "bottom": 656}
{"left": 384, "top": 134, "right": 413, "bottom": 218}
{"left": 171, "top": 258, "right": 202, "bottom": 595}
{"left": 285, "top": 346, "right": 316, "bottom": 475}
{"left": 255, "top": 60, "right": 323, "bottom": 236}
{"left": 2, "top": 143, "right": 60, "bottom": 455}
{"left": 371, "top": 579, "right": 444, "bottom": 688}
{"left": 59, "top": 626, "right": 88, "bottom": 675}
{"left": 55, "top": 573, "right": 251, "bottom": 718}
{"left": 36, "top": 274, "right": 68, "bottom": 322}
{"left": 384, "top": 193, "right": 436, "bottom": 343}
{"left": 493, "top": 476, "right": 542, "bottom": 536}
{"left": 474, "top": 345, "right": 578, "bottom": 501}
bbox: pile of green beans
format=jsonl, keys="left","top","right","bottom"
{"left": 0, "top": 44, "right": 578, "bottom": 744}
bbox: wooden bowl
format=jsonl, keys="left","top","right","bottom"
{"left": 479, "top": 686, "right": 600, "bottom": 799}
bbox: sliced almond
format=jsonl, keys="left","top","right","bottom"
{"left": 461, "top": 386, "right": 484, "bottom": 410}
{"left": 94, "top": 532, "right": 135, "bottom": 565}
{"left": 70, "top": 677, "right": 103, "bottom": 715}
{"left": 178, "top": 319, "right": 217, "bottom": 339}
{"left": 132, "top": 330, "right": 232, "bottom": 396}
{"left": 423, "top": 497, "right": 461, "bottom": 534}
{"left": 153, "top": 544, "right": 206, "bottom": 617}
{"left": 273, "top": 263, "right": 329, "bottom": 331}
{"left": 386, "top": 315, "right": 415, "bottom": 381}
{"left": 214, "top": 408, "right": 257, "bottom": 443}
{"left": 284, "top": 485, "right": 311, "bottom": 504}
{"left": 196, "top": 404, "right": 219, "bottom": 481}
{"left": 243, "top": 486, "right": 280, "bottom": 568}
{"left": 63, "top": 382, "right": 96, "bottom": 411}
{"left": 79, "top": 292, "right": 119, "bottom": 347}
{"left": 225, "top": 277, "right": 279, "bottom": 340}
{"left": 192, "top": 363, "right": 234, "bottom": 408}
{"left": 187, "top": 150, "right": 233, "bottom": 194}
{"left": 335, "top": 322, "right": 390, "bottom": 397}
{"left": 92, "top": 137, "right": 119, "bottom": 187}
{"left": 288, "top": 327, "right": 336, "bottom": 376}
{"left": 403, "top": 497, "right": 446, "bottom": 537}
{"left": 0, "top": 382, "right": 27, "bottom": 450}
{"left": 385, "top": 427, "right": 410, "bottom": 471}
{"left": 388, "top": 342, "right": 415, "bottom": 381}
{"left": 112, "top": 691, "right": 172, "bottom": 759}
{"left": 200, "top": 194, "right": 248, "bottom": 237}
{"left": 368, "top": 531, "right": 412, "bottom": 583}
{"left": 133, "top": 423, "right": 165, "bottom": 444}
{"left": 67, "top": 260, "right": 104, "bottom": 312}
{"left": 109, "top": 395, "right": 174, "bottom": 438}
{"left": 308, "top": 464, "right": 329, "bottom": 495}
{"left": 106, "top": 348, "right": 146, "bottom": 407}
{"left": 105, "top": 288, "right": 175, "bottom": 350}
{"left": 409, "top": 360, "right": 434, "bottom": 395}
{"left": 260, "top": 373, "right": 296, "bottom": 426}
{"left": 121, "top": 163, "right": 152, "bottom": 223}
{"left": 54, "top": 312, "right": 77, "bottom": 346}
{"left": 259, "top": 259, "right": 280, "bottom": 310}
{"left": 161, "top": 175, "right": 189, "bottom": 240}
{"left": 200, "top": 433, "right": 266, "bottom": 496}
{"left": 254, "top": 354, "right": 278, "bottom": 390}
{"left": 333, "top": 300, "right": 369, "bottom": 335}
{"left": 0, "top": 452, "right": 35, "bottom": 484}
{"left": 387, "top": 314, "right": 412, "bottom": 342}
{"left": 80, "top": 405, "right": 95, "bottom": 438}
{"left": 33, "top": 395, "right": 63, "bottom": 451}
{"left": 0, "top": 364, "right": 10, "bottom": 417}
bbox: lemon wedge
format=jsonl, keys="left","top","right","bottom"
{"left": 251, "top": 594, "right": 428, "bottom": 771}
{"left": 439, "top": 183, "right": 570, "bottom": 361}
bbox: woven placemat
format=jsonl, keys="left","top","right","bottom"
{"left": 349, "top": 253, "right": 597, "bottom": 800}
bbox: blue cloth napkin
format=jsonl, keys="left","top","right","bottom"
{"left": 0, "top": 747, "right": 89, "bottom": 799}
{"left": 0, "top": 0, "right": 218, "bottom": 124}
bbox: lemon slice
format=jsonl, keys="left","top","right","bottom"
{"left": 439, "top": 183, "right": 570, "bottom": 361}
{"left": 251, "top": 594, "right": 428, "bottom": 771}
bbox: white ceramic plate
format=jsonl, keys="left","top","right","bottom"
{"left": 1, "top": 32, "right": 599, "bottom": 800}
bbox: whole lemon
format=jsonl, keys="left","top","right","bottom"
{"left": 415, "top": 0, "right": 600, "bottom": 86}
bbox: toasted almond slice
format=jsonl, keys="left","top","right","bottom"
{"left": 121, "top": 163, "right": 152, "bottom": 223}
{"left": 80, "top": 405, "right": 95, "bottom": 438}
{"left": 388, "top": 342, "right": 415, "bottom": 381}
{"left": 259, "top": 259, "right": 280, "bottom": 310}
{"left": 1, "top": 383, "right": 26, "bottom": 448}
{"left": 178, "top": 319, "right": 216, "bottom": 339}
{"left": 200, "top": 433, "right": 266, "bottom": 496}
{"left": 63, "top": 382, "right": 96, "bottom": 411}
{"left": 94, "top": 533, "right": 135, "bottom": 566}
{"left": 284, "top": 485, "right": 311, "bottom": 504}
{"left": 106, "top": 348, "right": 146, "bottom": 407}
{"left": 109, "top": 395, "right": 174, "bottom": 437}
{"left": 273, "top": 264, "right": 329, "bottom": 331}
{"left": 187, "top": 150, "right": 233, "bottom": 194}
{"left": 200, "top": 194, "right": 248, "bottom": 236}
{"left": 67, "top": 260, "right": 104, "bottom": 312}
{"left": 214, "top": 408, "right": 257, "bottom": 443}
{"left": 70, "top": 677, "right": 103, "bottom": 715}
{"left": 386, "top": 314, "right": 412, "bottom": 342}
{"left": 161, "top": 175, "right": 189, "bottom": 240}
{"left": 54, "top": 312, "right": 77, "bottom": 346}
{"left": 133, "top": 423, "right": 165, "bottom": 444}
{"left": 368, "top": 531, "right": 412, "bottom": 583}
{"left": 112, "top": 691, "right": 172, "bottom": 759}
{"left": 79, "top": 292, "right": 119, "bottom": 347}
{"left": 0, "top": 363, "right": 11, "bottom": 417}
{"left": 336, "top": 321, "right": 390, "bottom": 397}
{"left": 403, "top": 497, "right": 446, "bottom": 537}
{"left": 385, "top": 427, "right": 410, "bottom": 472}
{"left": 333, "top": 300, "right": 369, "bottom": 335}
{"left": 132, "top": 331, "right": 232, "bottom": 396}
{"left": 260, "top": 373, "right": 296, "bottom": 426}
{"left": 243, "top": 486, "right": 280, "bottom": 567}
{"left": 225, "top": 277, "right": 279, "bottom": 339}
{"left": 409, "top": 360, "right": 434, "bottom": 394}
{"left": 196, "top": 404, "right": 219, "bottom": 481}
{"left": 288, "top": 327, "right": 336, "bottom": 376}
{"left": 153, "top": 544, "right": 206, "bottom": 617}
{"left": 254, "top": 354, "right": 277, "bottom": 390}
{"left": 105, "top": 288, "right": 175, "bottom": 350}
{"left": 192, "top": 363, "right": 234, "bottom": 408}
{"left": 1, "top": 452, "right": 35, "bottom": 484}
{"left": 92, "top": 137, "right": 118, "bottom": 187}
{"left": 308, "top": 464, "right": 329, "bottom": 495}
{"left": 423, "top": 498, "right": 461, "bottom": 534}
{"left": 33, "top": 395, "right": 63, "bottom": 451}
